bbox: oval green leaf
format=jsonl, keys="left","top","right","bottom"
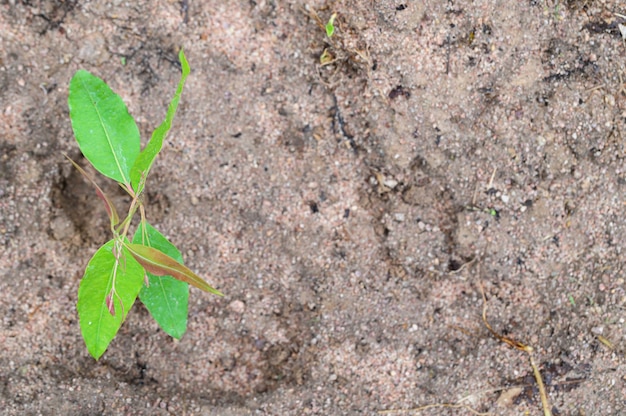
{"left": 133, "top": 222, "right": 189, "bottom": 339}
{"left": 69, "top": 70, "right": 140, "bottom": 186}
{"left": 77, "top": 240, "right": 145, "bottom": 360}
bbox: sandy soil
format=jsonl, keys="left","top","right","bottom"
{"left": 1, "top": 0, "right": 626, "bottom": 414}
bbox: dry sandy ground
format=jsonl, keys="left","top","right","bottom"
{"left": 1, "top": 0, "right": 626, "bottom": 414}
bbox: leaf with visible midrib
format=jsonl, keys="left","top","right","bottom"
{"left": 130, "top": 50, "right": 190, "bottom": 193}
{"left": 125, "top": 242, "right": 223, "bottom": 296}
{"left": 69, "top": 70, "right": 140, "bottom": 186}
{"left": 77, "top": 240, "right": 145, "bottom": 360}
{"left": 133, "top": 222, "right": 189, "bottom": 339}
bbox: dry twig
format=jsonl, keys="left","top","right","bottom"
{"left": 479, "top": 282, "right": 552, "bottom": 416}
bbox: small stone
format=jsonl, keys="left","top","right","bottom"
{"left": 228, "top": 300, "right": 245, "bottom": 314}
{"left": 394, "top": 213, "right": 405, "bottom": 222}
{"left": 219, "top": 354, "right": 236, "bottom": 371}
{"left": 78, "top": 32, "right": 109, "bottom": 65}
{"left": 605, "top": 94, "right": 616, "bottom": 107}
{"left": 50, "top": 215, "right": 75, "bottom": 241}
{"left": 190, "top": 196, "right": 199, "bottom": 206}
{"left": 383, "top": 178, "right": 398, "bottom": 189}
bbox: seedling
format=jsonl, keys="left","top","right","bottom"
{"left": 325, "top": 12, "right": 337, "bottom": 37}
{"left": 67, "top": 50, "right": 222, "bottom": 360}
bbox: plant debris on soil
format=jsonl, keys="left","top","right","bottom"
{"left": 1, "top": 1, "right": 626, "bottom": 414}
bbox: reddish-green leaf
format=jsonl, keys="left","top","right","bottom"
{"left": 124, "top": 242, "right": 223, "bottom": 296}
{"left": 133, "top": 222, "right": 189, "bottom": 339}
{"left": 63, "top": 153, "right": 119, "bottom": 227}
{"left": 105, "top": 293, "right": 115, "bottom": 316}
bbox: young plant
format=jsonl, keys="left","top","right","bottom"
{"left": 67, "top": 50, "right": 222, "bottom": 360}
{"left": 325, "top": 12, "right": 337, "bottom": 38}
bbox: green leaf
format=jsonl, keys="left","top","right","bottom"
{"left": 125, "top": 242, "right": 223, "bottom": 296}
{"left": 133, "top": 222, "right": 189, "bottom": 339}
{"left": 77, "top": 240, "right": 145, "bottom": 360}
{"left": 130, "top": 50, "right": 190, "bottom": 193}
{"left": 69, "top": 70, "right": 140, "bottom": 187}
{"left": 325, "top": 13, "right": 337, "bottom": 37}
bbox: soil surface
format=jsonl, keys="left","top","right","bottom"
{"left": 2, "top": 1, "right": 626, "bottom": 415}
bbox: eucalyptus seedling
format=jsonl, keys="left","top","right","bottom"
{"left": 67, "top": 50, "right": 222, "bottom": 360}
{"left": 325, "top": 12, "right": 337, "bottom": 37}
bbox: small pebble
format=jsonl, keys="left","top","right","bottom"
{"left": 383, "top": 178, "right": 398, "bottom": 189}
{"left": 228, "top": 300, "right": 246, "bottom": 314}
